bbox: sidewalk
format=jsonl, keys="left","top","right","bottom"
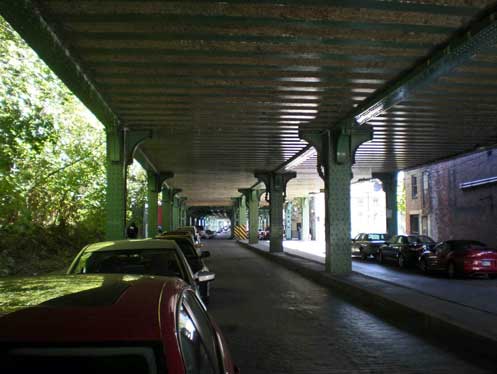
{"left": 238, "top": 239, "right": 497, "bottom": 362}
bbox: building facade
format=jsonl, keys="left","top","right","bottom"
{"left": 405, "top": 148, "right": 497, "bottom": 247}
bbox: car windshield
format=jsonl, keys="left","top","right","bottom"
{"left": 452, "top": 241, "right": 487, "bottom": 251}
{"left": 408, "top": 235, "right": 435, "bottom": 244}
{"left": 72, "top": 249, "right": 185, "bottom": 279}
{"left": 417, "top": 235, "right": 435, "bottom": 243}
{"left": 367, "top": 234, "right": 385, "bottom": 241}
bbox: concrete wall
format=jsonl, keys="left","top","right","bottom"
{"left": 405, "top": 148, "right": 497, "bottom": 247}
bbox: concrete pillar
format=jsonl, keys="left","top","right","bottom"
{"left": 255, "top": 172, "right": 296, "bottom": 252}
{"left": 373, "top": 172, "right": 398, "bottom": 237}
{"left": 105, "top": 127, "right": 126, "bottom": 240}
{"left": 162, "top": 186, "right": 182, "bottom": 232}
{"left": 301, "top": 196, "right": 310, "bottom": 241}
{"left": 285, "top": 202, "right": 293, "bottom": 240}
{"left": 302, "top": 127, "right": 372, "bottom": 273}
{"left": 178, "top": 197, "right": 187, "bottom": 228}
{"left": 238, "top": 188, "right": 264, "bottom": 244}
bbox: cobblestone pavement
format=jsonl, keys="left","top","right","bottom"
{"left": 203, "top": 240, "right": 492, "bottom": 374}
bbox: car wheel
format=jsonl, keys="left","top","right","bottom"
{"left": 447, "top": 262, "right": 456, "bottom": 279}
{"left": 360, "top": 249, "right": 367, "bottom": 260}
{"left": 378, "top": 251, "right": 384, "bottom": 264}
{"left": 419, "top": 259, "right": 429, "bottom": 274}
{"left": 398, "top": 254, "right": 406, "bottom": 268}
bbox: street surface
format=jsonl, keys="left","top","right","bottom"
{"left": 203, "top": 240, "right": 491, "bottom": 374}
{"left": 267, "top": 239, "right": 497, "bottom": 315}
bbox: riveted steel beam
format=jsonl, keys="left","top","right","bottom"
{"left": 340, "top": 6, "right": 497, "bottom": 127}
{"left": 0, "top": 0, "right": 118, "bottom": 128}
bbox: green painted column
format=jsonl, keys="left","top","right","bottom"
{"left": 146, "top": 171, "right": 159, "bottom": 238}
{"left": 302, "top": 127, "right": 372, "bottom": 274}
{"left": 172, "top": 197, "right": 180, "bottom": 230}
{"left": 105, "top": 127, "right": 126, "bottom": 240}
{"left": 238, "top": 189, "right": 263, "bottom": 244}
{"left": 254, "top": 172, "right": 296, "bottom": 253}
{"left": 178, "top": 197, "right": 187, "bottom": 227}
{"left": 373, "top": 172, "right": 398, "bottom": 237}
{"left": 238, "top": 195, "right": 247, "bottom": 227}
{"left": 285, "top": 202, "right": 293, "bottom": 240}
{"left": 162, "top": 186, "right": 182, "bottom": 232}
{"left": 301, "top": 196, "right": 310, "bottom": 241}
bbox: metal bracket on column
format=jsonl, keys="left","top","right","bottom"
{"left": 149, "top": 171, "right": 174, "bottom": 193}
{"left": 238, "top": 188, "right": 265, "bottom": 207}
{"left": 300, "top": 129, "right": 326, "bottom": 180}
{"left": 125, "top": 129, "right": 153, "bottom": 166}
{"left": 336, "top": 125, "right": 373, "bottom": 165}
{"left": 300, "top": 126, "right": 372, "bottom": 178}
{"left": 254, "top": 171, "right": 297, "bottom": 202}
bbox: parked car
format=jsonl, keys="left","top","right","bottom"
{"left": 156, "top": 233, "right": 213, "bottom": 303}
{"left": 67, "top": 239, "right": 215, "bottom": 304}
{"left": 203, "top": 230, "right": 217, "bottom": 239}
{"left": 178, "top": 226, "right": 201, "bottom": 244}
{"left": 378, "top": 234, "right": 436, "bottom": 268}
{"left": 418, "top": 240, "right": 497, "bottom": 278}
{"left": 351, "top": 233, "right": 388, "bottom": 259}
{"left": 0, "top": 274, "right": 239, "bottom": 373}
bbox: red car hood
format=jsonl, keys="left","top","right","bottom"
{"left": 0, "top": 274, "right": 175, "bottom": 343}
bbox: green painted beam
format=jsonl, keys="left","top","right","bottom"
{"left": 0, "top": 1, "right": 118, "bottom": 129}
{"left": 59, "top": 14, "right": 457, "bottom": 35}
{"left": 342, "top": 6, "right": 497, "bottom": 126}
{"left": 70, "top": 32, "right": 433, "bottom": 49}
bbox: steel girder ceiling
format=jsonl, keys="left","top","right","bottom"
{"left": 3, "top": 1, "right": 497, "bottom": 205}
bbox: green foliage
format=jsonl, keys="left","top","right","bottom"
{"left": 0, "top": 17, "right": 107, "bottom": 275}
{"left": 127, "top": 162, "right": 148, "bottom": 236}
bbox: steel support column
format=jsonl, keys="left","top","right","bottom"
{"left": 178, "top": 197, "right": 187, "bottom": 228}
{"left": 238, "top": 188, "right": 264, "bottom": 244}
{"left": 146, "top": 172, "right": 174, "bottom": 238}
{"left": 301, "top": 196, "right": 310, "bottom": 241}
{"left": 105, "top": 127, "right": 126, "bottom": 240}
{"left": 285, "top": 202, "right": 293, "bottom": 240}
{"left": 162, "top": 187, "right": 182, "bottom": 232}
{"left": 373, "top": 172, "right": 398, "bottom": 237}
{"left": 302, "top": 126, "right": 372, "bottom": 273}
{"left": 255, "top": 172, "right": 296, "bottom": 253}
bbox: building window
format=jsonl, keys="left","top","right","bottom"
{"left": 422, "top": 172, "right": 429, "bottom": 208}
{"left": 411, "top": 175, "right": 418, "bottom": 199}
{"left": 410, "top": 214, "right": 420, "bottom": 234}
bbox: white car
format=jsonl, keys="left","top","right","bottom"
{"left": 67, "top": 239, "right": 214, "bottom": 303}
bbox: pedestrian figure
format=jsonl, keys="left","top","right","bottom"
{"left": 127, "top": 222, "right": 138, "bottom": 239}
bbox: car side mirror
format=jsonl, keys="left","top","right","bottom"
{"left": 196, "top": 271, "right": 215, "bottom": 283}
{"left": 201, "top": 250, "right": 211, "bottom": 258}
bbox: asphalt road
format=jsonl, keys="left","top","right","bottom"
{"left": 203, "top": 240, "right": 492, "bottom": 374}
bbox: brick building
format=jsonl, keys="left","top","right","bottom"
{"left": 405, "top": 148, "right": 497, "bottom": 247}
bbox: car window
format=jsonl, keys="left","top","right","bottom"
{"left": 367, "top": 234, "right": 385, "bottom": 241}
{"left": 452, "top": 241, "right": 487, "bottom": 251}
{"left": 178, "top": 302, "right": 215, "bottom": 374}
{"left": 176, "top": 239, "right": 198, "bottom": 258}
{"left": 178, "top": 292, "right": 221, "bottom": 374}
{"left": 417, "top": 235, "right": 435, "bottom": 243}
{"left": 407, "top": 236, "right": 418, "bottom": 244}
{"left": 72, "top": 249, "right": 185, "bottom": 279}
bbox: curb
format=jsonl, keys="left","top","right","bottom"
{"left": 237, "top": 240, "right": 497, "bottom": 363}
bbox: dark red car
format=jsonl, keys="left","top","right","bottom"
{"left": 0, "top": 274, "right": 239, "bottom": 374}
{"left": 419, "top": 240, "right": 497, "bottom": 278}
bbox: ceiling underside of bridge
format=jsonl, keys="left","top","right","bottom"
{"left": 5, "top": 1, "right": 497, "bottom": 205}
